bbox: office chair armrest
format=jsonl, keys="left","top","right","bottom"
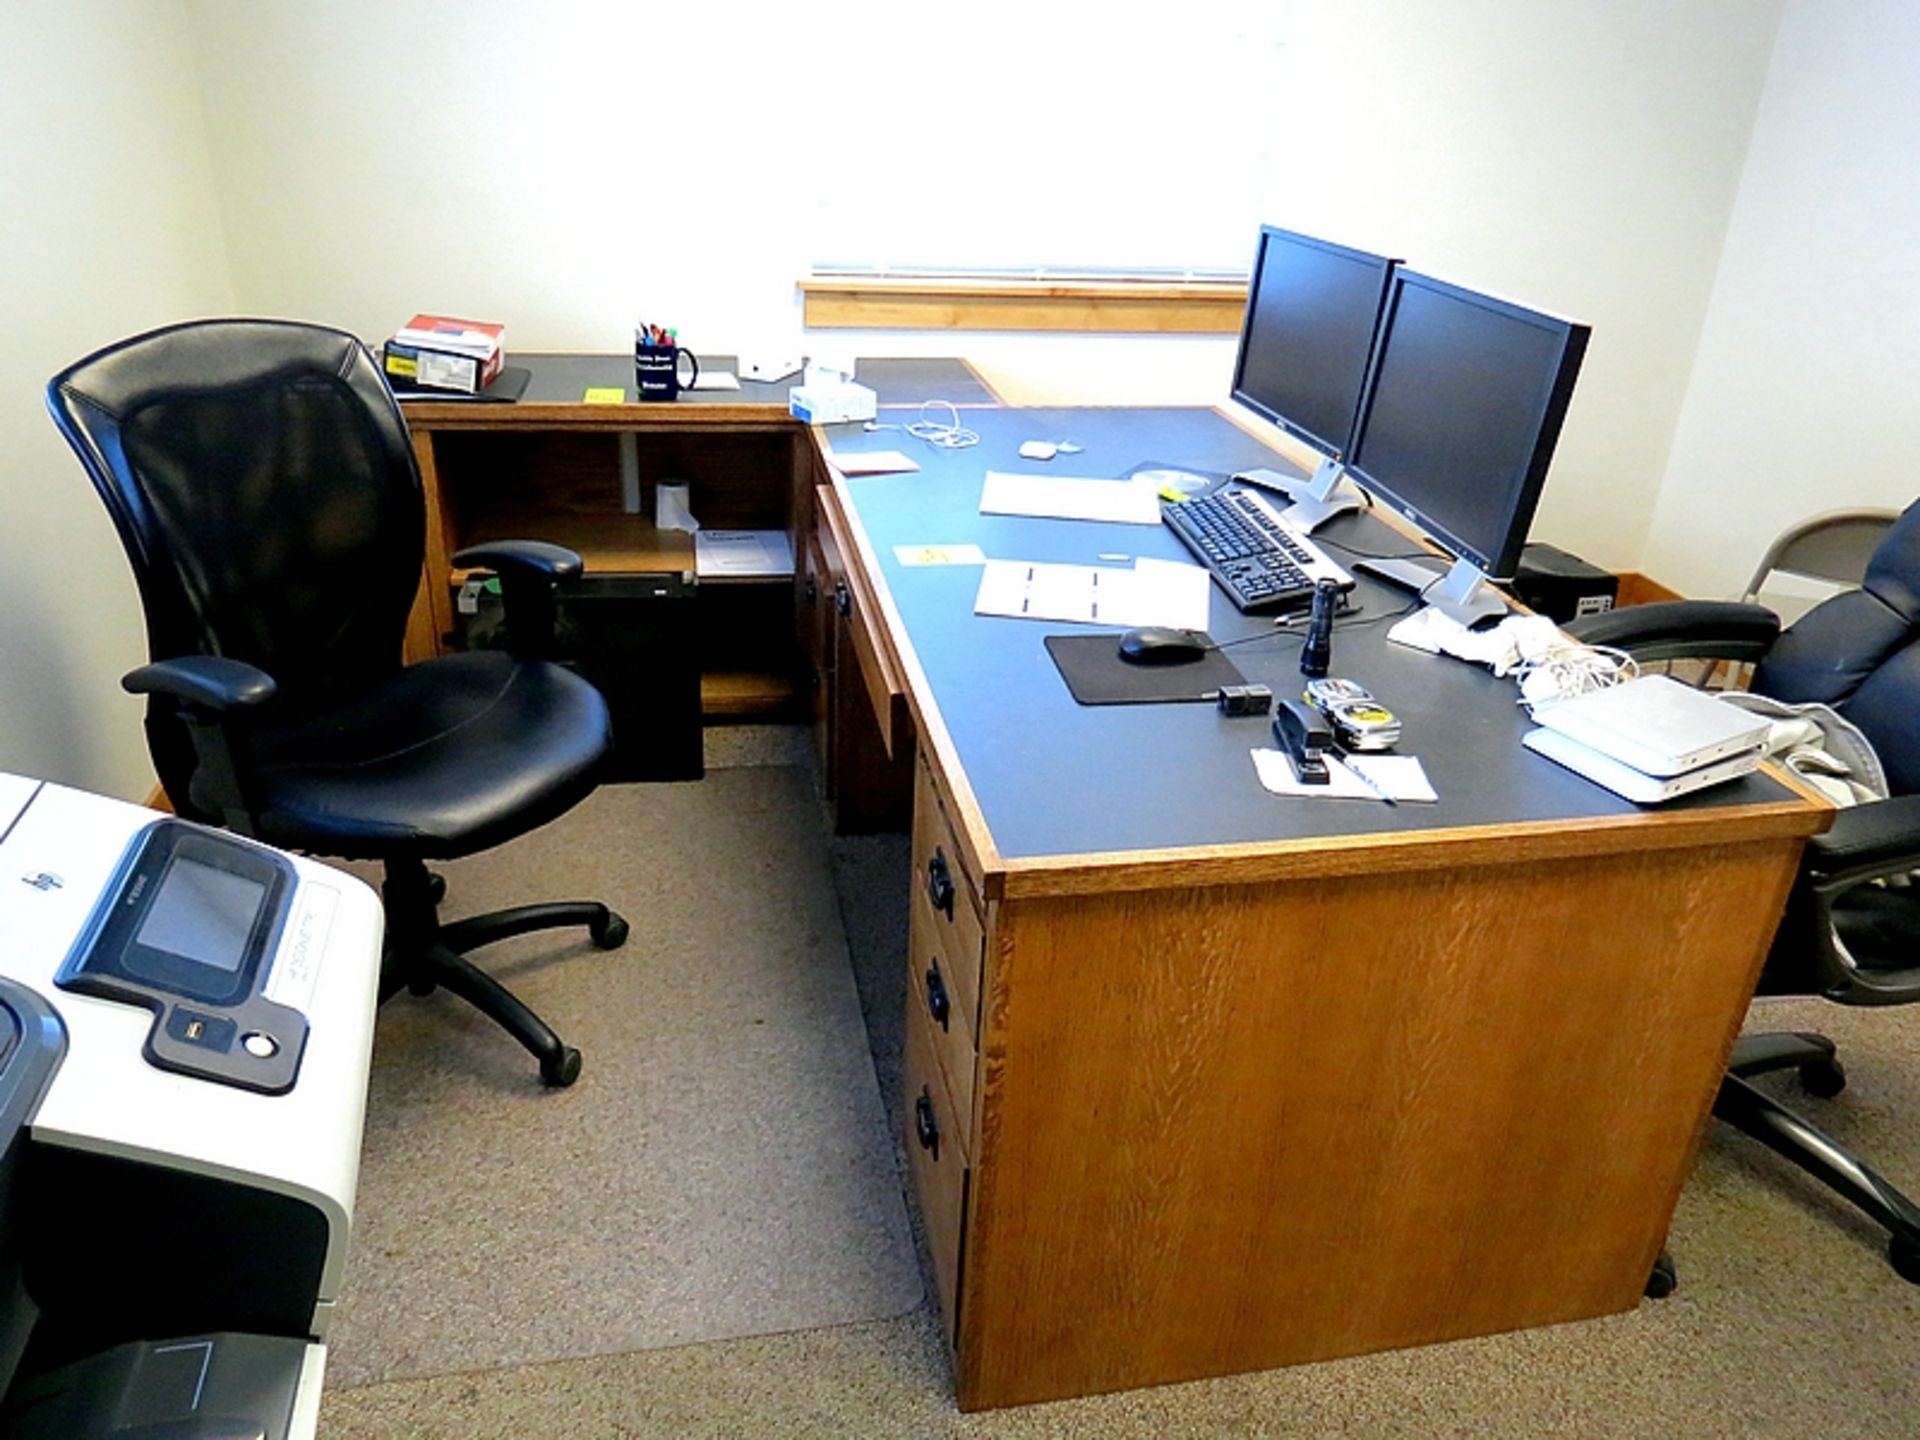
{"left": 451, "top": 540, "right": 583, "bottom": 659}
{"left": 451, "top": 539, "right": 584, "bottom": 582}
{"left": 122, "top": 657, "right": 277, "bottom": 835}
{"left": 1564, "top": 600, "right": 1781, "bottom": 663}
{"left": 1804, "top": 795, "right": 1920, "bottom": 886}
{"left": 122, "top": 656, "right": 277, "bottom": 713}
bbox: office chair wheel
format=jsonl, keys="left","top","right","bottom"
{"left": 592, "top": 910, "right": 630, "bottom": 949}
{"left": 540, "top": 1045, "right": 583, "bottom": 1088}
{"left": 1799, "top": 1057, "right": 1847, "bottom": 1099}
{"left": 1889, "top": 1233, "right": 1920, "bottom": 1286}
{"left": 1644, "top": 1250, "right": 1677, "bottom": 1300}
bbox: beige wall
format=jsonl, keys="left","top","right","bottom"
{"left": 0, "top": 1, "right": 235, "bottom": 797}
{"left": 5, "top": 4, "right": 1852, "bottom": 797}
{"left": 185, "top": 1, "right": 1781, "bottom": 576}
{"left": 1644, "top": 0, "right": 1920, "bottom": 597}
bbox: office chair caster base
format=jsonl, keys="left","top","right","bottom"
{"left": 1644, "top": 1250, "right": 1677, "bottom": 1300}
{"left": 592, "top": 911, "right": 630, "bottom": 949}
{"left": 1800, "top": 1057, "right": 1847, "bottom": 1099}
{"left": 541, "top": 1045, "right": 583, "bottom": 1088}
{"left": 1891, "top": 1233, "right": 1920, "bottom": 1285}
{"left": 439, "top": 901, "right": 621, "bottom": 955}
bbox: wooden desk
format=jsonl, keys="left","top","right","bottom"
{"left": 814, "top": 404, "right": 1830, "bottom": 1408}
{"left": 397, "top": 354, "right": 998, "bottom": 721}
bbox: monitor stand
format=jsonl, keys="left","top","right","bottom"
{"left": 1233, "top": 456, "right": 1362, "bottom": 532}
{"left": 1354, "top": 554, "right": 1510, "bottom": 628}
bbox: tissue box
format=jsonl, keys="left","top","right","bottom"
{"left": 789, "top": 380, "right": 877, "bottom": 425}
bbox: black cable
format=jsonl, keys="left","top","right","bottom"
{"left": 1201, "top": 593, "right": 1417, "bottom": 657}
{"left": 1312, "top": 533, "right": 1434, "bottom": 564}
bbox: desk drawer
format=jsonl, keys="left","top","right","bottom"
{"left": 904, "top": 989, "right": 970, "bottom": 1344}
{"left": 909, "top": 878, "right": 978, "bottom": 1138}
{"left": 911, "top": 759, "right": 985, "bottom": 1042}
{"left": 816, "top": 484, "right": 907, "bottom": 758}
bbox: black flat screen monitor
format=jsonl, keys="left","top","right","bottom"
{"left": 1230, "top": 226, "right": 1398, "bottom": 461}
{"left": 1347, "top": 269, "right": 1589, "bottom": 580}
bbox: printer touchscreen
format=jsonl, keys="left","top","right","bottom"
{"left": 133, "top": 856, "right": 263, "bottom": 976}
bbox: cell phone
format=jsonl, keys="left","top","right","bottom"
{"left": 1272, "top": 698, "right": 1332, "bottom": 784}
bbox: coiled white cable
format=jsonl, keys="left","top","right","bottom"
{"left": 903, "top": 399, "right": 979, "bottom": 449}
{"left": 1515, "top": 642, "right": 1638, "bottom": 712}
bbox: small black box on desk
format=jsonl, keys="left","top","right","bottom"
{"left": 1511, "top": 542, "right": 1618, "bottom": 623}
{"left": 455, "top": 573, "right": 703, "bottom": 782}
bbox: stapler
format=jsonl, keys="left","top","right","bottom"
{"left": 1272, "top": 698, "right": 1333, "bottom": 784}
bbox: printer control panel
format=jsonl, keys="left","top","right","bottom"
{"left": 57, "top": 820, "right": 310, "bottom": 1094}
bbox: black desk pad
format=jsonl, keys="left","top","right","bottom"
{"left": 1046, "top": 634, "right": 1245, "bottom": 705}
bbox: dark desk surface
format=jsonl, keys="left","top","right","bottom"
{"left": 836, "top": 405, "right": 1805, "bottom": 863}
{"left": 399, "top": 354, "right": 996, "bottom": 414}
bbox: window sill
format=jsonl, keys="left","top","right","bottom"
{"left": 797, "top": 276, "right": 1248, "bottom": 334}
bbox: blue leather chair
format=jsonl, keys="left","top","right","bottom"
{"left": 1571, "top": 500, "right": 1920, "bottom": 1282}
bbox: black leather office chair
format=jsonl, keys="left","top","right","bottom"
{"left": 1570, "top": 499, "right": 1920, "bottom": 1282}
{"left": 47, "top": 318, "right": 629, "bottom": 1087}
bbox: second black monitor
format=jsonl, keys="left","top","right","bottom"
{"left": 1231, "top": 226, "right": 1398, "bottom": 461}
{"left": 1347, "top": 269, "right": 1589, "bottom": 584}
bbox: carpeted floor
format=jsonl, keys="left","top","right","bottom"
{"left": 320, "top": 731, "right": 1920, "bottom": 1437}
{"left": 322, "top": 759, "right": 920, "bottom": 1389}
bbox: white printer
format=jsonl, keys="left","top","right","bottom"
{"left": 0, "top": 774, "right": 383, "bottom": 1440}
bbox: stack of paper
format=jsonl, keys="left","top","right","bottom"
{"left": 694, "top": 530, "right": 794, "bottom": 578}
{"left": 979, "top": 471, "right": 1163, "bottom": 526}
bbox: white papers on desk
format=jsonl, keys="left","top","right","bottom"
{"left": 831, "top": 449, "right": 920, "bottom": 475}
{"left": 1251, "top": 748, "right": 1438, "bottom": 802}
{"left": 694, "top": 529, "right": 794, "bottom": 578}
{"left": 689, "top": 370, "right": 741, "bottom": 390}
{"left": 973, "top": 556, "right": 1210, "bottom": 631}
{"left": 979, "top": 471, "right": 1163, "bottom": 525}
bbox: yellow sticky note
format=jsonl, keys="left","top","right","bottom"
{"left": 583, "top": 387, "right": 626, "bottom": 404}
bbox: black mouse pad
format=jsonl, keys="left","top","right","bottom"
{"left": 1045, "top": 633, "right": 1247, "bottom": 705}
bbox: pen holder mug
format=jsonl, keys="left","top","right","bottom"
{"left": 635, "top": 343, "right": 699, "bottom": 401}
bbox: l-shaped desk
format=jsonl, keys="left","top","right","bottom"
{"left": 401, "top": 357, "right": 1829, "bottom": 1410}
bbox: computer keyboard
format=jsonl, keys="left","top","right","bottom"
{"left": 1162, "top": 486, "right": 1356, "bottom": 614}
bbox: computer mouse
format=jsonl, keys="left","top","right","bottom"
{"left": 1117, "top": 627, "right": 1209, "bottom": 665}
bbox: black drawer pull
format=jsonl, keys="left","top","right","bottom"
{"left": 924, "top": 963, "right": 950, "bottom": 1030}
{"left": 914, "top": 1089, "right": 940, "bottom": 1159}
{"left": 926, "top": 850, "right": 956, "bottom": 919}
{"left": 833, "top": 578, "right": 853, "bottom": 617}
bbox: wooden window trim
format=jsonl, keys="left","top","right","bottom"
{"left": 798, "top": 276, "right": 1248, "bottom": 334}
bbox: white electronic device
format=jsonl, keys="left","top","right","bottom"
{"left": 1522, "top": 726, "right": 1763, "bottom": 803}
{"left": 0, "top": 774, "right": 384, "bottom": 1438}
{"left": 1529, "top": 674, "right": 1768, "bottom": 777}
{"left": 739, "top": 351, "right": 802, "bottom": 383}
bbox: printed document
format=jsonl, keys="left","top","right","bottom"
{"left": 979, "top": 471, "right": 1163, "bottom": 525}
{"left": 695, "top": 529, "right": 794, "bottom": 578}
{"left": 973, "top": 556, "right": 1209, "bottom": 630}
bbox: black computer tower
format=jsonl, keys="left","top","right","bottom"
{"left": 457, "top": 572, "right": 703, "bottom": 783}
